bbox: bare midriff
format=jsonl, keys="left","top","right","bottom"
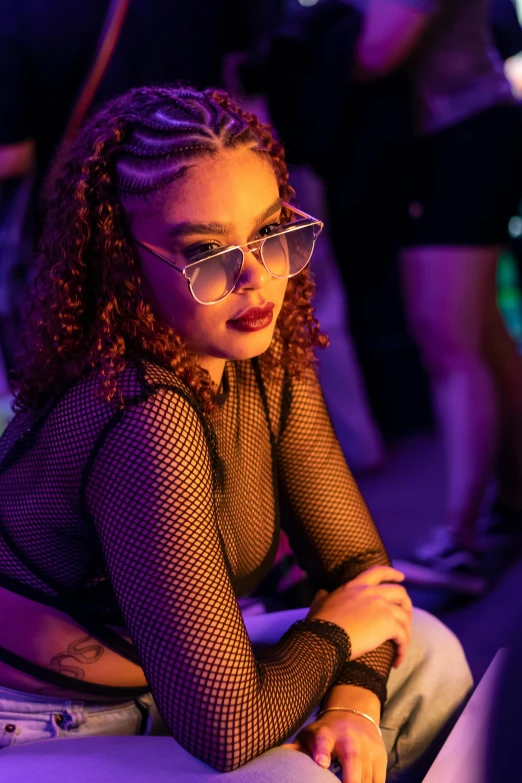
{"left": 0, "top": 586, "right": 148, "bottom": 703}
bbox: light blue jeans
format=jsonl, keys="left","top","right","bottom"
{"left": 0, "top": 689, "right": 166, "bottom": 747}
{"left": 0, "top": 608, "right": 472, "bottom": 782}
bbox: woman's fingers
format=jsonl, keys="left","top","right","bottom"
{"left": 282, "top": 741, "right": 306, "bottom": 753}
{"left": 310, "top": 727, "right": 335, "bottom": 769}
{"left": 306, "top": 589, "right": 329, "bottom": 619}
{"left": 349, "top": 566, "right": 405, "bottom": 587}
{"left": 390, "top": 603, "right": 411, "bottom": 635}
{"left": 388, "top": 602, "right": 411, "bottom": 668}
{"left": 391, "top": 603, "right": 412, "bottom": 642}
{"left": 311, "top": 589, "right": 328, "bottom": 608}
{"left": 373, "top": 752, "right": 388, "bottom": 783}
{"left": 340, "top": 745, "right": 364, "bottom": 783}
{"left": 374, "top": 584, "right": 413, "bottom": 619}
{"left": 389, "top": 604, "right": 411, "bottom": 665}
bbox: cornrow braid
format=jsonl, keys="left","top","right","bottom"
{"left": 14, "top": 84, "right": 327, "bottom": 413}
{"left": 113, "top": 88, "right": 262, "bottom": 194}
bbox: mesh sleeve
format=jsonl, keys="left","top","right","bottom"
{"left": 84, "top": 387, "right": 350, "bottom": 771}
{"left": 275, "top": 367, "right": 394, "bottom": 709}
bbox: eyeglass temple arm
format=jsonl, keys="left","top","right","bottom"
{"left": 281, "top": 201, "right": 321, "bottom": 223}
{"left": 133, "top": 238, "right": 186, "bottom": 275}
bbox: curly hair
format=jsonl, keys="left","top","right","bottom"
{"left": 13, "top": 85, "right": 327, "bottom": 413}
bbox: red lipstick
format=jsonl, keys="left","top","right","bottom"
{"left": 227, "top": 303, "right": 275, "bottom": 333}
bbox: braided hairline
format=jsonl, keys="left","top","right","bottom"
{"left": 110, "top": 88, "right": 258, "bottom": 196}
{"left": 120, "top": 143, "right": 213, "bottom": 158}
{"left": 13, "top": 85, "right": 326, "bottom": 413}
{"left": 115, "top": 171, "right": 188, "bottom": 194}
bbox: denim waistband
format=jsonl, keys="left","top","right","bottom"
{"left": 0, "top": 683, "right": 151, "bottom": 715}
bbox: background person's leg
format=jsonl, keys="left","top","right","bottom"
{"left": 483, "top": 272, "right": 522, "bottom": 515}
{"left": 289, "top": 164, "right": 385, "bottom": 473}
{"left": 399, "top": 248, "right": 500, "bottom": 587}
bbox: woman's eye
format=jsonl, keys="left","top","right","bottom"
{"left": 182, "top": 242, "right": 221, "bottom": 261}
{"left": 259, "top": 222, "right": 281, "bottom": 238}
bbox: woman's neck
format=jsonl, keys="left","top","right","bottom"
{"left": 197, "top": 355, "right": 226, "bottom": 389}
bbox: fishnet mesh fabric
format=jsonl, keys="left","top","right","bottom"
{"left": 271, "top": 364, "right": 394, "bottom": 704}
{"left": 0, "top": 354, "right": 392, "bottom": 770}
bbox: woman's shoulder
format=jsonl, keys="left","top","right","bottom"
{"left": 124, "top": 356, "right": 208, "bottom": 425}
{"left": 71, "top": 355, "right": 195, "bottom": 405}
{"left": 38, "top": 356, "right": 202, "bottom": 440}
{"left": 48, "top": 357, "right": 213, "bottom": 466}
{"left": 0, "top": 359, "right": 202, "bottom": 473}
{"left": 121, "top": 355, "right": 195, "bottom": 403}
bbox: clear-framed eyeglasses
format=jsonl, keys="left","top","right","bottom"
{"left": 133, "top": 202, "right": 323, "bottom": 305}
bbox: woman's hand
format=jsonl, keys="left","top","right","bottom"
{"left": 307, "top": 566, "right": 413, "bottom": 666}
{"left": 284, "top": 709, "right": 387, "bottom": 783}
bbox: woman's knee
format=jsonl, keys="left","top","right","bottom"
{"left": 236, "top": 747, "right": 338, "bottom": 782}
{"left": 383, "top": 608, "right": 472, "bottom": 768}
{"left": 408, "top": 608, "right": 473, "bottom": 698}
{"left": 382, "top": 610, "right": 473, "bottom": 777}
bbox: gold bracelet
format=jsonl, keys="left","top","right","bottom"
{"left": 316, "top": 707, "right": 383, "bottom": 738}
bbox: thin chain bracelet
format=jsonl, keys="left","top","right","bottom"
{"left": 316, "top": 707, "right": 383, "bottom": 738}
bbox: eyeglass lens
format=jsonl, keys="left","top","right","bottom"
{"left": 185, "top": 222, "right": 317, "bottom": 304}
{"left": 188, "top": 249, "right": 244, "bottom": 304}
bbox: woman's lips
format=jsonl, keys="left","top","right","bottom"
{"left": 227, "top": 303, "right": 275, "bottom": 333}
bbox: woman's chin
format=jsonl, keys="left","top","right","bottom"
{"left": 222, "top": 328, "right": 275, "bottom": 361}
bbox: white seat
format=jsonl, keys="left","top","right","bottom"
{"left": 422, "top": 649, "right": 507, "bottom": 783}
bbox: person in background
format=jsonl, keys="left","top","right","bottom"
{"left": 490, "top": 0, "right": 522, "bottom": 306}
{"left": 352, "top": 0, "right": 522, "bottom": 594}
{"left": 289, "top": 164, "right": 386, "bottom": 474}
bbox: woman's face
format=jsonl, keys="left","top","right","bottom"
{"left": 125, "top": 145, "right": 288, "bottom": 381}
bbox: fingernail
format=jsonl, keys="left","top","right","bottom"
{"left": 315, "top": 754, "right": 330, "bottom": 768}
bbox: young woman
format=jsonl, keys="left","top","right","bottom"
{"left": 0, "top": 85, "right": 471, "bottom": 782}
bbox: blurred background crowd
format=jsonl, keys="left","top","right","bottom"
{"left": 2, "top": 0, "right": 522, "bottom": 759}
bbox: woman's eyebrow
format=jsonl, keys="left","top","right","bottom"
{"left": 167, "top": 198, "right": 282, "bottom": 239}
{"left": 254, "top": 197, "right": 283, "bottom": 225}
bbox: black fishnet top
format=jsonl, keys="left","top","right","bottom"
{"left": 0, "top": 353, "right": 393, "bottom": 771}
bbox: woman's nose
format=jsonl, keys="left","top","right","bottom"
{"left": 235, "top": 248, "right": 271, "bottom": 291}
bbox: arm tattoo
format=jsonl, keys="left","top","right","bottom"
{"left": 48, "top": 635, "right": 105, "bottom": 681}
